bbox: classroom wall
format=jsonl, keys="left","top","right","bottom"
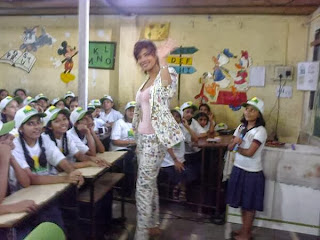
{"left": 0, "top": 14, "right": 309, "bottom": 143}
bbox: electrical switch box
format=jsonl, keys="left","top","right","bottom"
{"left": 274, "top": 66, "right": 293, "bottom": 81}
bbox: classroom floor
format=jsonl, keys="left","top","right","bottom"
{"left": 107, "top": 200, "right": 320, "bottom": 240}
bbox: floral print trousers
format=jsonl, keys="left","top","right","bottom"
{"left": 134, "top": 134, "right": 166, "bottom": 240}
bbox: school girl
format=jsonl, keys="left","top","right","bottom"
{"left": 227, "top": 97, "right": 267, "bottom": 240}
{"left": 11, "top": 105, "right": 84, "bottom": 239}
{"left": 0, "top": 96, "right": 20, "bottom": 123}
{"left": 43, "top": 106, "right": 105, "bottom": 169}
{"left": 199, "top": 103, "right": 215, "bottom": 134}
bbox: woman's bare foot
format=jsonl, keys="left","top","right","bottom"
{"left": 234, "top": 233, "right": 252, "bottom": 240}
{"left": 149, "top": 227, "right": 162, "bottom": 236}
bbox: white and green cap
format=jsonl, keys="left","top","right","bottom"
{"left": 70, "top": 107, "right": 88, "bottom": 125}
{"left": 0, "top": 96, "right": 22, "bottom": 112}
{"left": 64, "top": 91, "right": 75, "bottom": 99}
{"left": 14, "top": 105, "right": 46, "bottom": 129}
{"left": 214, "top": 122, "right": 228, "bottom": 131}
{"left": 35, "top": 93, "right": 48, "bottom": 101}
{"left": 125, "top": 101, "right": 136, "bottom": 111}
{"left": 87, "top": 103, "right": 95, "bottom": 112}
{"left": 25, "top": 96, "right": 37, "bottom": 105}
{"left": 180, "top": 101, "right": 197, "bottom": 113}
{"left": 242, "top": 97, "right": 264, "bottom": 114}
{"left": 51, "top": 97, "right": 65, "bottom": 106}
{"left": 100, "top": 95, "right": 113, "bottom": 103}
{"left": 43, "top": 106, "right": 70, "bottom": 127}
{"left": 0, "top": 120, "right": 15, "bottom": 136}
{"left": 90, "top": 99, "right": 101, "bottom": 107}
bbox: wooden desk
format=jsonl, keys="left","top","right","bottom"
{"left": 197, "top": 135, "right": 232, "bottom": 223}
{"left": 0, "top": 183, "right": 70, "bottom": 228}
{"left": 77, "top": 151, "right": 127, "bottom": 239}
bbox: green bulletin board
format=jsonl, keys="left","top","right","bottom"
{"left": 88, "top": 41, "right": 116, "bottom": 69}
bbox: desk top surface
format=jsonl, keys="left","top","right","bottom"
{"left": 197, "top": 135, "right": 232, "bottom": 148}
{"left": 78, "top": 151, "right": 127, "bottom": 178}
{"left": 0, "top": 183, "right": 70, "bottom": 228}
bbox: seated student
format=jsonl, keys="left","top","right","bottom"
{"left": 198, "top": 103, "right": 215, "bottom": 135}
{"left": 14, "top": 88, "right": 28, "bottom": 106}
{"left": 0, "top": 89, "right": 9, "bottom": 101}
{"left": 68, "top": 107, "right": 103, "bottom": 156}
{"left": 12, "top": 106, "right": 84, "bottom": 239}
{"left": 69, "top": 97, "right": 78, "bottom": 112}
{"left": 180, "top": 101, "right": 206, "bottom": 182}
{"left": 0, "top": 96, "right": 21, "bottom": 123}
{"left": 35, "top": 93, "right": 49, "bottom": 111}
{"left": 194, "top": 112, "right": 213, "bottom": 136}
{"left": 51, "top": 97, "right": 66, "bottom": 110}
{"left": 89, "top": 99, "right": 106, "bottom": 133}
{"left": 160, "top": 108, "right": 198, "bottom": 202}
{"left": 43, "top": 106, "right": 107, "bottom": 169}
{"left": 110, "top": 101, "right": 137, "bottom": 196}
{"left": 64, "top": 91, "right": 75, "bottom": 109}
{"left": 0, "top": 121, "right": 37, "bottom": 239}
{"left": 25, "top": 96, "right": 44, "bottom": 113}
{"left": 99, "top": 95, "right": 123, "bottom": 128}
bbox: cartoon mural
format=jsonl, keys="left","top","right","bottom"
{"left": 0, "top": 26, "right": 55, "bottom": 73}
{"left": 194, "top": 48, "right": 253, "bottom": 111}
{"left": 20, "top": 26, "right": 55, "bottom": 52}
{"left": 57, "top": 41, "right": 78, "bottom": 83}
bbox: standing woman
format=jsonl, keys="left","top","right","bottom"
{"left": 133, "top": 39, "right": 184, "bottom": 239}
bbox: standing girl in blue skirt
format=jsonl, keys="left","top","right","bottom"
{"left": 227, "top": 97, "right": 267, "bottom": 240}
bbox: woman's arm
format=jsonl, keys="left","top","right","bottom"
{"left": 158, "top": 39, "right": 177, "bottom": 86}
{"left": 90, "top": 128, "right": 105, "bottom": 153}
{"left": 0, "top": 145, "right": 11, "bottom": 201}
{"left": 10, "top": 156, "right": 30, "bottom": 188}
{"left": 238, "top": 141, "right": 261, "bottom": 157}
{"left": 182, "top": 119, "right": 198, "bottom": 142}
{"left": 112, "top": 139, "right": 136, "bottom": 147}
{"left": 0, "top": 200, "right": 37, "bottom": 215}
{"left": 85, "top": 131, "right": 97, "bottom": 156}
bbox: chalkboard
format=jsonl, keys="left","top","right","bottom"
{"left": 88, "top": 41, "right": 116, "bottom": 69}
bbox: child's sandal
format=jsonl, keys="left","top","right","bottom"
{"left": 172, "top": 185, "right": 179, "bottom": 200}
{"left": 179, "top": 190, "right": 187, "bottom": 202}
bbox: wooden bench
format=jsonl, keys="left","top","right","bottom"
{"left": 77, "top": 172, "right": 125, "bottom": 239}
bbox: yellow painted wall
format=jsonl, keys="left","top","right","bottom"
{"left": 0, "top": 14, "right": 309, "bottom": 143}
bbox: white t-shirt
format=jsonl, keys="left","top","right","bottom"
{"left": 233, "top": 124, "right": 267, "bottom": 172}
{"left": 110, "top": 119, "right": 134, "bottom": 151}
{"left": 99, "top": 109, "right": 123, "bottom": 123}
{"left": 162, "top": 141, "right": 185, "bottom": 167}
{"left": 12, "top": 134, "right": 65, "bottom": 175}
{"left": 67, "top": 127, "right": 89, "bottom": 154}
{"left": 184, "top": 119, "right": 206, "bottom": 154}
{"left": 54, "top": 132, "right": 80, "bottom": 163}
{"left": 94, "top": 118, "right": 106, "bottom": 132}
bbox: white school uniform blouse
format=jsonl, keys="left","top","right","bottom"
{"left": 94, "top": 117, "right": 106, "bottom": 132}
{"left": 54, "top": 132, "right": 80, "bottom": 163}
{"left": 161, "top": 124, "right": 186, "bottom": 167}
{"left": 110, "top": 118, "right": 134, "bottom": 151}
{"left": 233, "top": 124, "right": 267, "bottom": 172}
{"left": 67, "top": 127, "right": 89, "bottom": 154}
{"left": 184, "top": 119, "right": 206, "bottom": 154}
{"left": 99, "top": 109, "right": 123, "bottom": 123}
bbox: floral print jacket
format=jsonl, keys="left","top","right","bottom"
{"left": 133, "top": 67, "right": 184, "bottom": 148}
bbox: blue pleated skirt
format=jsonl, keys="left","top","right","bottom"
{"left": 226, "top": 166, "right": 265, "bottom": 211}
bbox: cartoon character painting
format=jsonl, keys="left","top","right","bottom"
{"left": 57, "top": 41, "right": 78, "bottom": 83}
{"left": 20, "top": 26, "right": 55, "bottom": 52}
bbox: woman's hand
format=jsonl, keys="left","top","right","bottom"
{"left": 157, "top": 38, "right": 178, "bottom": 65}
{"left": 174, "top": 160, "right": 185, "bottom": 173}
{"left": 67, "top": 170, "right": 84, "bottom": 186}
{"left": 9, "top": 200, "right": 38, "bottom": 213}
{"left": 77, "top": 123, "right": 89, "bottom": 134}
{"left": 233, "top": 136, "right": 243, "bottom": 145}
{"left": 90, "top": 156, "right": 111, "bottom": 168}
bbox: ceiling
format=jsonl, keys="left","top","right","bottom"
{"left": 0, "top": 0, "right": 319, "bottom": 16}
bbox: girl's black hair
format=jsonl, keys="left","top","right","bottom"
{"left": 14, "top": 88, "right": 26, "bottom": 96}
{"left": 0, "top": 89, "right": 8, "bottom": 95}
{"left": 19, "top": 132, "right": 47, "bottom": 171}
{"left": 240, "top": 112, "right": 266, "bottom": 128}
{"left": 45, "top": 124, "right": 70, "bottom": 156}
{"left": 1, "top": 113, "right": 7, "bottom": 123}
{"left": 194, "top": 112, "right": 209, "bottom": 122}
{"left": 69, "top": 96, "right": 78, "bottom": 105}
{"left": 199, "top": 103, "right": 211, "bottom": 113}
